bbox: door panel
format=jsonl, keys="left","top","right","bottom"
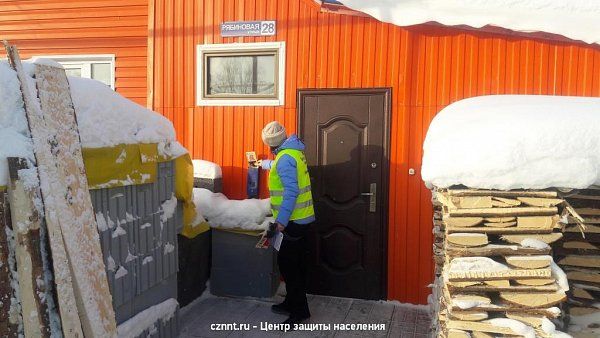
{"left": 298, "top": 89, "right": 390, "bottom": 300}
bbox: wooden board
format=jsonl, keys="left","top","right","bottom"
{"left": 485, "top": 217, "right": 516, "bottom": 223}
{"left": 516, "top": 216, "right": 557, "bottom": 229}
{"left": 446, "top": 217, "right": 484, "bottom": 227}
{"left": 558, "top": 255, "right": 600, "bottom": 268}
{"left": 517, "top": 197, "right": 563, "bottom": 207}
{"left": 447, "top": 226, "right": 554, "bottom": 234}
{"left": 448, "top": 206, "right": 558, "bottom": 217}
{"left": 451, "top": 196, "right": 493, "bottom": 209}
{"left": 575, "top": 208, "right": 600, "bottom": 216}
{"left": 447, "top": 233, "right": 489, "bottom": 247}
{"left": 505, "top": 255, "right": 552, "bottom": 269}
{"left": 483, "top": 221, "right": 516, "bottom": 228}
{"left": 446, "top": 320, "right": 518, "bottom": 335}
{"left": 449, "top": 310, "right": 488, "bottom": 321}
{"left": 5, "top": 43, "right": 85, "bottom": 338}
{"left": 7, "top": 158, "right": 51, "bottom": 337}
{"left": 448, "top": 284, "right": 559, "bottom": 293}
{"left": 501, "top": 233, "right": 563, "bottom": 245}
{"left": 447, "top": 190, "right": 558, "bottom": 198}
{"left": 446, "top": 244, "right": 551, "bottom": 257}
{"left": 33, "top": 61, "right": 117, "bottom": 336}
{"left": 492, "top": 196, "right": 522, "bottom": 207}
{"left": 514, "top": 279, "right": 555, "bottom": 286}
{"left": 447, "top": 268, "right": 552, "bottom": 281}
{"left": 0, "top": 192, "right": 19, "bottom": 336}
{"left": 499, "top": 291, "right": 566, "bottom": 307}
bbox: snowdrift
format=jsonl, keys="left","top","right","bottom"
{"left": 421, "top": 95, "right": 600, "bottom": 190}
{"left": 341, "top": 0, "right": 600, "bottom": 45}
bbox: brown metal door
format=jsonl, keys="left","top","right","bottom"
{"left": 298, "top": 88, "right": 390, "bottom": 300}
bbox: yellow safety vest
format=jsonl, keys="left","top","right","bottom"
{"left": 269, "top": 149, "right": 315, "bottom": 221}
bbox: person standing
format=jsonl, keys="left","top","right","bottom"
{"left": 259, "top": 121, "right": 315, "bottom": 326}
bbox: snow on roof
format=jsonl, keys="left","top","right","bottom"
{"left": 421, "top": 95, "right": 600, "bottom": 190}
{"left": 340, "top": 0, "right": 600, "bottom": 45}
{"left": 0, "top": 59, "right": 183, "bottom": 187}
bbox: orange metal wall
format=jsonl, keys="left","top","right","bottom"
{"left": 151, "top": 0, "right": 600, "bottom": 304}
{"left": 0, "top": 0, "right": 149, "bottom": 106}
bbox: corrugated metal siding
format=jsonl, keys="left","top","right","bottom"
{"left": 0, "top": 0, "right": 149, "bottom": 106}
{"left": 150, "top": 0, "right": 600, "bottom": 304}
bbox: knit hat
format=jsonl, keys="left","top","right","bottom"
{"left": 261, "top": 121, "right": 287, "bottom": 147}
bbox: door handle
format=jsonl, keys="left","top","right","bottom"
{"left": 361, "top": 183, "right": 377, "bottom": 213}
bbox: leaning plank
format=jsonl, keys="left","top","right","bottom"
{"left": 0, "top": 192, "right": 20, "bottom": 336}
{"left": 448, "top": 190, "right": 558, "bottom": 198}
{"left": 5, "top": 43, "right": 85, "bottom": 337}
{"left": 7, "top": 158, "right": 51, "bottom": 337}
{"left": 447, "top": 268, "right": 551, "bottom": 282}
{"left": 34, "top": 61, "right": 117, "bottom": 335}
{"left": 446, "top": 320, "right": 518, "bottom": 335}
{"left": 499, "top": 291, "right": 566, "bottom": 307}
{"left": 501, "top": 233, "right": 563, "bottom": 245}
{"left": 448, "top": 207, "right": 557, "bottom": 217}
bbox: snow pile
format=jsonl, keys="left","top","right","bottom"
{"left": 341, "top": 0, "right": 600, "bottom": 45}
{"left": 448, "top": 256, "right": 509, "bottom": 274}
{"left": 484, "top": 318, "right": 535, "bottom": 338}
{"left": 117, "top": 298, "right": 178, "bottom": 338}
{"left": 192, "top": 159, "right": 222, "bottom": 179}
{"left": 0, "top": 59, "right": 186, "bottom": 187}
{"left": 422, "top": 95, "right": 600, "bottom": 190}
{"left": 550, "top": 262, "right": 569, "bottom": 292}
{"left": 520, "top": 238, "right": 551, "bottom": 250}
{"left": 192, "top": 188, "right": 272, "bottom": 230}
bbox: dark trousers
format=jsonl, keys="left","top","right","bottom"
{"left": 278, "top": 221, "right": 311, "bottom": 318}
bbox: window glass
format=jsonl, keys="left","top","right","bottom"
{"left": 206, "top": 53, "right": 276, "bottom": 97}
{"left": 64, "top": 67, "right": 82, "bottom": 77}
{"left": 91, "top": 63, "right": 112, "bottom": 86}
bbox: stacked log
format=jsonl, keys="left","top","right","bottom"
{"left": 556, "top": 188, "right": 600, "bottom": 337}
{"left": 431, "top": 188, "right": 571, "bottom": 337}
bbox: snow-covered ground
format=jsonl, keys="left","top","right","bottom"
{"left": 422, "top": 95, "right": 600, "bottom": 190}
{"left": 341, "top": 0, "right": 600, "bottom": 45}
{"left": 0, "top": 59, "right": 185, "bottom": 187}
{"left": 192, "top": 188, "right": 272, "bottom": 230}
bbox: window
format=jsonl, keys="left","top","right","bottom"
{"left": 33, "top": 54, "right": 115, "bottom": 89}
{"left": 197, "top": 42, "right": 285, "bottom": 106}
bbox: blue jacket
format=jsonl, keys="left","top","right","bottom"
{"left": 262, "top": 135, "right": 315, "bottom": 226}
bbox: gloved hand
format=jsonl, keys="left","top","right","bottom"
{"left": 265, "top": 222, "right": 278, "bottom": 238}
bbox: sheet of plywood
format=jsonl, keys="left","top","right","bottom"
{"left": 451, "top": 196, "right": 493, "bottom": 209}
{"left": 566, "top": 270, "right": 600, "bottom": 284}
{"left": 492, "top": 197, "right": 522, "bottom": 207}
{"left": 485, "top": 217, "right": 516, "bottom": 223}
{"left": 450, "top": 310, "right": 488, "bottom": 321}
{"left": 446, "top": 244, "right": 551, "bottom": 257}
{"left": 563, "top": 241, "right": 598, "bottom": 250}
{"left": 5, "top": 42, "right": 85, "bottom": 338}
{"left": 446, "top": 320, "right": 519, "bottom": 335}
{"left": 483, "top": 221, "right": 516, "bottom": 228}
{"left": 514, "top": 279, "right": 555, "bottom": 286}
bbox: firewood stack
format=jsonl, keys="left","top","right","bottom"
{"left": 431, "top": 187, "right": 571, "bottom": 337}
{"left": 556, "top": 187, "right": 600, "bottom": 337}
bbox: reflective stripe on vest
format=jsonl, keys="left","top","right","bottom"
{"left": 268, "top": 148, "right": 315, "bottom": 221}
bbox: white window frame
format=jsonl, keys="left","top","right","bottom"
{"left": 196, "top": 42, "right": 286, "bottom": 106}
{"left": 32, "top": 54, "right": 116, "bottom": 89}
